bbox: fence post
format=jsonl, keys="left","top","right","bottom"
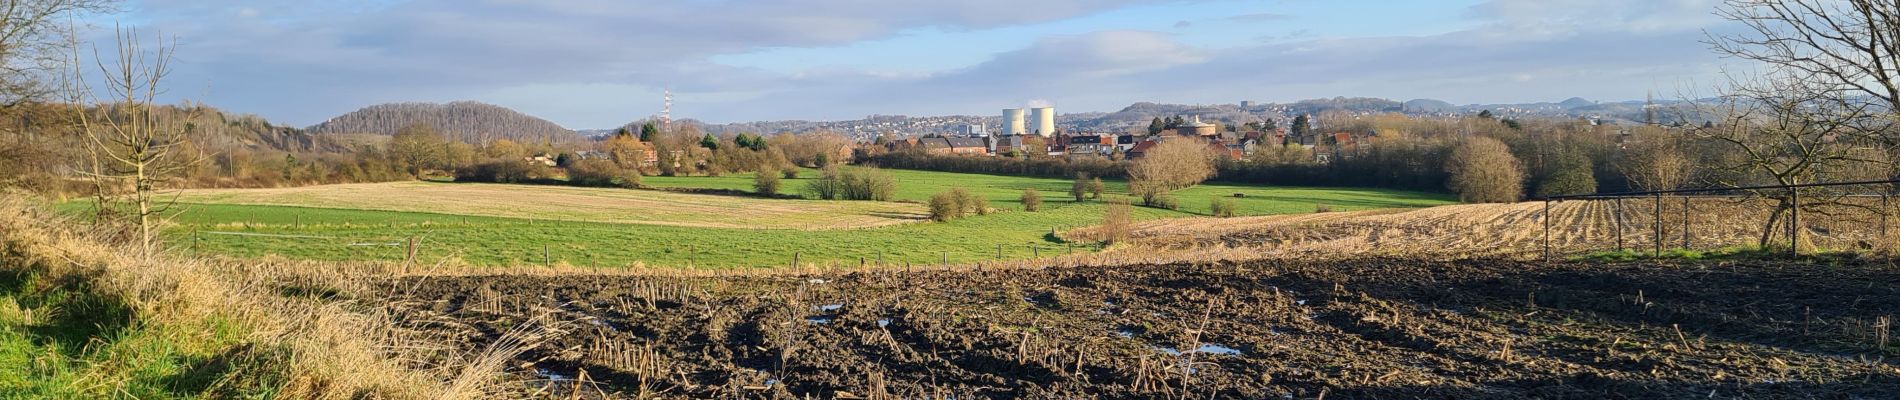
{"left": 996, "top": 244, "right": 1003, "bottom": 259}
{"left": 940, "top": 252, "right": 946, "bottom": 266}
{"left": 406, "top": 236, "right": 418, "bottom": 264}
{"left": 793, "top": 252, "right": 801, "bottom": 268}
{"left": 1032, "top": 245, "right": 1039, "bottom": 258}
{"left": 1615, "top": 198, "right": 1624, "bottom": 251}
{"left": 192, "top": 229, "right": 199, "bottom": 255}
{"left": 1790, "top": 186, "right": 1800, "bottom": 256}
{"left": 1653, "top": 191, "right": 1663, "bottom": 257}
{"left": 1542, "top": 199, "right": 1551, "bottom": 262}
{"left": 877, "top": 251, "right": 884, "bottom": 266}
{"left": 543, "top": 244, "right": 550, "bottom": 267}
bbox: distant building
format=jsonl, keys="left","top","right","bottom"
{"left": 1176, "top": 116, "right": 1218, "bottom": 137}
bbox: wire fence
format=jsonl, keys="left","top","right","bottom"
{"left": 1539, "top": 180, "right": 1899, "bottom": 260}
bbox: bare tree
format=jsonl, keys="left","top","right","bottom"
{"left": 1128, "top": 138, "right": 1216, "bottom": 205}
{"left": 1701, "top": 0, "right": 1899, "bottom": 250}
{"left": 1710, "top": 0, "right": 1899, "bottom": 142}
{"left": 1689, "top": 77, "right": 1887, "bottom": 248}
{"left": 70, "top": 26, "right": 198, "bottom": 255}
{"left": 1617, "top": 125, "right": 1694, "bottom": 192}
{"left": 0, "top": 0, "right": 116, "bottom": 184}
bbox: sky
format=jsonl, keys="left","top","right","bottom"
{"left": 92, "top": 0, "right": 1743, "bottom": 129}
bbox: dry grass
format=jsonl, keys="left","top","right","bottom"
{"left": 0, "top": 193, "right": 553, "bottom": 399}
{"left": 176, "top": 181, "right": 928, "bottom": 230}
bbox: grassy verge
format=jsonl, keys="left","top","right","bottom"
{"left": 2, "top": 195, "right": 495, "bottom": 398}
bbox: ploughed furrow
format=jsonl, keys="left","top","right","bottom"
{"left": 382, "top": 258, "right": 1900, "bottom": 399}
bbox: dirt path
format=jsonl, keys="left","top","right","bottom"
{"left": 382, "top": 258, "right": 1900, "bottom": 399}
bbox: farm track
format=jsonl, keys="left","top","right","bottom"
{"left": 384, "top": 258, "right": 1900, "bottom": 399}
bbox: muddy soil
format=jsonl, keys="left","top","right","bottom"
{"left": 382, "top": 257, "right": 1900, "bottom": 399}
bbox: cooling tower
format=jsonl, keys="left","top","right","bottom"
{"left": 1029, "top": 107, "right": 1055, "bottom": 137}
{"left": 1002, "top": 108, "right": 1026, "bottom": 136}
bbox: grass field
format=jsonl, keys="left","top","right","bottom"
{"left": 154, "top": 168, "right": 1454, "bottom": 268}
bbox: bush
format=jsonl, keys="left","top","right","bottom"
{"left": 1088, "top": 178, "right": 1106, "bottom": 199}
{"left": 949, "top": 187, "right": 977, "bottom": 216}
{"left": 1210, "top": 198, "right": 1238, "bottom": 217}
{"left": 1071, "top": 174, "right": 1091, "bottom": 201}
{"left": 804, "top": 166, "right": 896, "bottom": 201}
{"left": 928, "top": 191, "right": 961, "bottom": 222}
{"left": 782, "top": 168, "right": 800, "bottom": 179}
{"left": 454, "top": 160, "right": 548, "bottom": 183}
{"left": 1148, "top": 192, "right": 1179, "bottom": 210}
{"left": 1102, "top": 199, "right": 1133, "bottom": 244}
{"left": 1315, "top": 203, "right": 1333, "bottom": 213}
{"left": 565, "top": 159, "right": 640, "bottom": 188}
{"left": 971, "top": 194, "right": 992, "bottom": 215}
{"left": 1021, "top": 189, "right": 1043, "bottom": 212}
{"left": 841, "top": 169, "right": 897, "bottom": 201}
{"left": 754, "top": 168, "right": 782, "bottom": 196}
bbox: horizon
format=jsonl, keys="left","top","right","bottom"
{"left": 98, "top": 0, "right": 1739, "bottom": 129}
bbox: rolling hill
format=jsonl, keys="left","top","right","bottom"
{"left": 307, "top": 101, "right": 577, "bottom": 144}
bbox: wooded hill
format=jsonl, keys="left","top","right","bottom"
{"left": 307, "top": 101, "right": 577, "bottom": 144}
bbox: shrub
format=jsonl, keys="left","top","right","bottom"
{"left": 782, "top": 168, "right": 800, "bottom": 179}
{"left": 841, "top": 168, "right": 897, "bottom": 201}
{"left": 1021, "top": 189, "right": 1042, "bottom": 212}
{"left": 971, "top": 195, "right": 992, "bottom": 215}
{"left": 754, "top": 167, "right": 782, "bottom": 196}
{"left": 454, "top": 160, "right": 548, "bottom": 183}
{"left": 1088, "top": 178, "right": 1106, "bottom": 199}
{"left": 1210, "top": 198, "right": 1238, "bottom": 217}
{"left": 1102, "top": 199, "right": 1133, "bottom": 244}
{"left": 565, "top": 159, "right": 640, "bottom": 188}
{"left": 928, "top": 191, "right": 961, "bottom": 222}
{"left": 1148, "top": 192, "right": 1179, "bottom": 210}
{"left": 1070, "top": 174, "right": 1091, "bottom": 201}
{"left": 805, "top": 166, "right": 896, "bottom": 201}
{"left": 949, "top": 187, "right": 977, "bottom": 216}
{"left": 1315, "top": 203, "right": 1333, "bottom": 213}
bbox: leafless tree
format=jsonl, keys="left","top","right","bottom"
{"left": 1709, "top": 0, "right": 1898, "bottom": 141}
{"left": 1700, "top": 0, "right": 1900, "bottom": 250}
{"left": 69, "top": 26, "right": 199, "bottom": 255}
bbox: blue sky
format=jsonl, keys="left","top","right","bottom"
{"left": 95, "top": 0, "right": 1737, "bottom": 128}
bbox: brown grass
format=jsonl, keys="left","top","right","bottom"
{"left": 0, "top": 193, "right": 554, "bottom": 399}
{"left": 176, "top": 181, "right": 927, "bottom": 230}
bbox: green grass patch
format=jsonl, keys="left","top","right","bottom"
{"left": 0, "top": 269, "right": 283, "bottom": 398}
{"left": 146, "top": 168, "right": 1454, "bottom": 268}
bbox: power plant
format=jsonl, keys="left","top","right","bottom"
{"left": 1029, "top": 107, "right": 1055, "bottom": 137}
{"left": 1002, "top": 108, "right": 1027, "bottom": 136}
{"left": 1000, "top": 104, "right": 1055, "bottom": 137}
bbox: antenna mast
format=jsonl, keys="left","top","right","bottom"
{"left": 660, "top": 88, "right": 673, "bottom": 131}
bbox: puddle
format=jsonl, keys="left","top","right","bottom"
{"left": 806, "top": 278, "right": 829, "bottom": 284}
{"left": 877, "top": 318, "right": 892, "bottom": 328}
{"left": 1295, "top": 300, "right": 1307, "bottom": 306}
{"left": 1153, "top": 344, "right": 1245, "bottom": 356}
{"left": 534, "top": 368, "right": 573, "bottom": 382}
{"left": 814, "top": 303, "right": 843, "bottom": 312}
{"left": 806, "top": 316, "right": 833, "bottom": 325}
{"left": 1115, "top": 328, "right": 1136, "bottom": 338}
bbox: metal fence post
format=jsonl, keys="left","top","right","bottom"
{"left": 1542, "top": 199, "right": 1551, "bottom": 262}
{"left": 1790, "top": 186, "right": 1800, "bottom": 256}
{"left": 1615, "top": 198, "right": 1624, "bottom": 251}
{"left": 1653, "top": 191, "right": 1663, "bottom": 257}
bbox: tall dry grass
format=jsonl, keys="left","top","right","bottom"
{"left": 0, "top": 193, "right": 540, "bottom": 398}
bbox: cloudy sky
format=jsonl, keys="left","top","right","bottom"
{"left": 95, "top": 0, "right": 1742, "bottom": 129}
